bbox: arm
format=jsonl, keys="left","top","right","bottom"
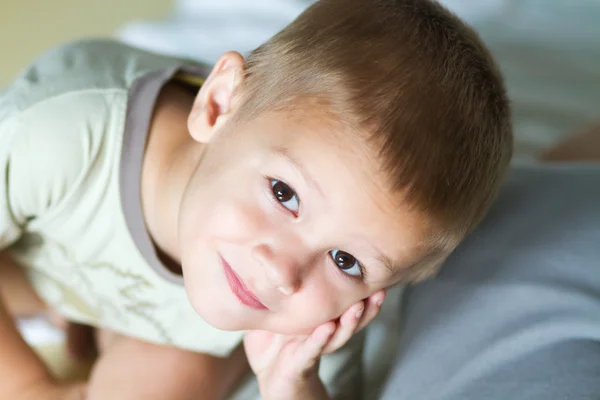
{"left": 0, "top": 252, "right": 47, "bottom": 317}
{"left": 87, "top": 330, "right": 250, "bottom": 400}
{"left": 0, "top": 98, "right": 48, "bottom": 396}
{"left": 0, "top": 252, "right": 87, "bottom": 400}
{"left": 0, "top": 281, "right": 52, "bottom": 398}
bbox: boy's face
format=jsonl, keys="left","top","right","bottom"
{"left": 178, "top": 108, "right": 435, "bottom": 335}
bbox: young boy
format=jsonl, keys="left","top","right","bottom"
{"left": 0, "top": 0, "right": 512, "bottom": 399}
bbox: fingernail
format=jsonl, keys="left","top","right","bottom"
{"left": 376, "top": 299, "right": 384, "bottom": 308}
{"left": 355, "top": 306, "right": 364, "bottom": 319}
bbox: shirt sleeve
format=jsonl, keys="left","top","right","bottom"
{"left": 0, "top": 91, "right": 94, "bottom": 252}
{"left": 0, "top": 107, "right": 25, "bottom": 250}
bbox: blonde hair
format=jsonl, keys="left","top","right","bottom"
{"left": 235, "top": 0, "right": 513, "bottom": 251}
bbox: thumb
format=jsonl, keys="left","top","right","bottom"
{"left": 243, "top": 330, "right": 284, "bottom": 372}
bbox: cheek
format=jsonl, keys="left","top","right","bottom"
{"left": 290, "top": 281, "right": 351, "bottom": 327}
{"left": 201, "top": 197, "right": 264, "bottom": 248}
{"left": 205, "top": 182, "right": 273, "bottom": 243}
{"left": 207, "top": 202, "right": 249, "bottom": 241}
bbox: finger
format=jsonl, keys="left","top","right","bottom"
{"left": 323, "top": 301, "right": 364, "bottom": 354}
{"left": 295, "top": 321, "right": 336, "bottom": 373}
{"left": 355, "top": 289, "right": 386, "bottom": 333}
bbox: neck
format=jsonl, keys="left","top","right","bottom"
{"left": 141, "top": 82, "right": 203, "bottom": 271}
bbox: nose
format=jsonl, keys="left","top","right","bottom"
{"left": 251, "top": 243, "right": 304, "bottom": 296}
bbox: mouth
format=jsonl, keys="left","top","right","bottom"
{"left": 221, "top": 256, "right": 268, "bottom": 310}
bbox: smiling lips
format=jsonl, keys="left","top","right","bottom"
{"left": 221, "top": 257, "right": 268, "bottom": 310}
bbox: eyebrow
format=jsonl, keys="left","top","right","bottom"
{"left": 357, "top": 242, "right": 398, "bottom": 282}
{"left": 374, "top": 252, "right": 397, "bottom": 277}
{"left": 273, "top": 147, "right": 324, "bottom": 196}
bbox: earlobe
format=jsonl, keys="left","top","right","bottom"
{"left": 187, "top": 51, "right": 245, "bottom": 143}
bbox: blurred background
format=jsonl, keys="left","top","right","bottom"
{"left": 0, "top": 0, "right": 174, "bottom": 85}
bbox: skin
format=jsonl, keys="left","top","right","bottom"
{"left": 2, "top": 48, "right": 598, "bottom": 399}
{"left": 163, "top": 52, "right": 433, "bottom": 335}
{"left": 0, "top": 50, "right": 426, "bottom": 400}
{"left": 143, "top": 50, "right": 433, "bottom": 398}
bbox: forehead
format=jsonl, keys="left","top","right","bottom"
{"left": 240, "top": 109, "right": 433, "bottom": 279}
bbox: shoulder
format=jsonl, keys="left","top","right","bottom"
{"left": 0, "top": 90, "right": 125, "bottom": 221}
{"left": 1, "top": 38, "right": 193, "bottom": 113}
{"left": 0, "top": 38, "right": 203, "bottom": 222}
{"left": 0, "top": 39, "right": 159, "bottom": 217}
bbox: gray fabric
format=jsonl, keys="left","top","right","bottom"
{"left": 120, "top": 64, "right": 210, "bottom": 285}
{"left": 120, "top": 67, "right": 184, "bottom": 285}
{"left": 382, "top": 163, "right": 600, "bottom": 400}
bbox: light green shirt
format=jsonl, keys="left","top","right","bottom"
{"left": 0, "top": 40, "right": 364, "bottom": 398}
{"left": 0, "top": 39, "right": 244, "bottom": 356}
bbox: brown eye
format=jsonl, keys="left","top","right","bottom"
{"left": 270, "top": 179, "right": 299, "bottom": 213}
{"left": 330, "top": 250, "right": 362, "bottom": 277}
{"left": 272, "top": 180, "right": 293, "bottom": 202}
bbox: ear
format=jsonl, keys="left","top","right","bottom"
{"left": 187, "top": 51, "right": 245, "bottom": 143}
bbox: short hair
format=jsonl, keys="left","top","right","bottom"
{"left": 235, "top": 0, "right": 513, "bottom": 248}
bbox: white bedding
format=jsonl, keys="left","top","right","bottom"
{"left": 20, "top": 0, "right": 600, "bottom": 397}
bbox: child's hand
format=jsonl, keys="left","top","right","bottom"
{"left": 243, "top": 290, "right": 386, "bottom": 400}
